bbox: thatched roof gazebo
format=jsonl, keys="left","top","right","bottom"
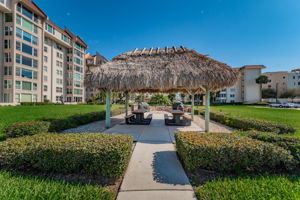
{"left": 86, "top": 46, "right": 239, "bottom": 132}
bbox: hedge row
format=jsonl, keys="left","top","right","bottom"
{"left": 3, "top": 108, "right": 124, "bottom": 138}
{"left": 196, "top": 111, "right": 295, "bottom": 134}
{"left": 4, "top": 121, "right": 50, "bottom": 138}
{"left": 239, "top": 131, "right": 300, "bottom": 166}
{"left": 0, "top": 133, "right": 133, "bottom": 178}
{"left": 175, "top": 132, "right": 296, "bottom": 173}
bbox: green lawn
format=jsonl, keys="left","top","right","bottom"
{"left": 0, "top": 171, "right": 115, "bottom": 200}
{"left": 196, "top": 175, "right": 300, "bottom": 200}
{"left": 0, "top": 105, "right": 123, "bottom": 138}
{"left": 204, "top": 105, "right": 300, "bottom": 137}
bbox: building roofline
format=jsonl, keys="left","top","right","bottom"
{"left": 240, "top": 65, "right": 266, "bottom": 69}
{"left": 20, "top": 0, "right": 47, "bottom": 18}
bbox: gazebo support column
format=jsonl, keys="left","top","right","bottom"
{"left": 191, "top": 92, "right": 195, "bottom": 120}
{"left": 125, "top": 91, "right": 129, "bottom": 116}
{"left": 205, "top": 88, "right": 210, "bottom": 132}
{"left": 105, "top": 90, "right": 111, "bottom": 128}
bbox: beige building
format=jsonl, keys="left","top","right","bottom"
{"left": 262, "top": 69, "right": 300, "bottom": 96}
{"left": 217, "top": 65, "right": 265, "bottom": 103}
{"left": 85, "top": 52, "right": 107, "bottom": 102}
{"left": 0, "top": 0, "right": 87, "bottom": 103}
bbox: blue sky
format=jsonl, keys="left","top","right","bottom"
{"left": 35, "top": 0, "right": 300, "bottom": 72}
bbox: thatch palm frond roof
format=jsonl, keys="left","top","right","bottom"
{"left": 86, "top": 46, "right": 240, "bottom": 93}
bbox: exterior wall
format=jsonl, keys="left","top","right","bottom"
{"left": 0, "top": 0, "right": 87, "bottom": 103}
{"left": 216, "top": 66, "right": 263, "bottom": 103}
{"left": 243, "top": 68, "right": 262, "bottom": 102}
{"left": 262, "top": 71, "right": 288, "bottom": 96}
{"left": 287, "top": 71, "right": 300, "bottom": 89}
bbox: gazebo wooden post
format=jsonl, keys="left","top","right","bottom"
{"left": 125, "top": 91, "right": 129, "bottom": 116}
{"left": 105, "top": 90, "right": 111, "bottom": 128}
{"left": 191, "top": 92, "right": 195, "bottom": 120}
{"left": 205, "top": 87, "right": 210, "bottom": 132}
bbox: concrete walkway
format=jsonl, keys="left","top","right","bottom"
{"left": 104, "top": 113, "right": 198, "bottom": 200}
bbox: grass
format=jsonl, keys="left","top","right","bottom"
{"left": 0, "top": 171, "right": 115, "bottom": 200}
{"left": 196, "top": 175, "right": 300, "bottom": 200}
{"left": 0, "top": 105, "right": 123, "bottom": 139}
{"left": 199, "top": 105, "right": 300, "bottom": 137}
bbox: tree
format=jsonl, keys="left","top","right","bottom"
{"left": 262, "top": 88, "right": 277, "bottom": 99}
{"left": 280, "top": 88, "right": 300, "bottom": 102}
{"left": 256, "top": 75, "right": 269, "bottom": 85}
{"left": 168, "top": 94, "right": 176, "bottom": 102}
{"left": 256, "top": 75, "right": 269, "bottom": 100}
{"left": 149, "top": 94, "right": 171, "bottom": 105}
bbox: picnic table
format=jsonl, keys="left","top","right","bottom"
{"left": 169, "top": 110, "right": 184, "bottom": 124}
{"left": 132, "top": 109, "right": 147, "bottom": 123}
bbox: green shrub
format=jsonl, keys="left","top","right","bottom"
{"left": 199, "top": 111, "right": 295, "bottom": 134}
{"left": 175, "top": 132, "right": 295, "bottom": 173}
{"left": 240, "top": 131, "right": 300, "bottom": 166}
{"left": 0, "top": 133, "right": 133, "bottom": 178}
{"left": 3, "top": 121, "right": 50, "bottom": 138}
{"left": 196, "top": 175, "right": 300, "bottom": 200}
{"left": 20, "top": 102, "right": 56, "bottom": 106}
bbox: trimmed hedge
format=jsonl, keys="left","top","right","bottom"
{"left": 197, "top": 111, "right": 295, "bottom": 134}
{"left": 3, "top": 121, "right": 50, "bottom": 138}
{"left": 175, "top": 132, "right": 296, "bottom": 173}
{"left": 0, "top": 133, "right": 133, "bottom": 178}
{"left": 47, "top": 109, "right": 123, "bottom": 132}
{"left": 239, "top": 131, "right": 300, "bottom": 166}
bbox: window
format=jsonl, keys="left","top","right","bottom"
{"left": 44, "top": 75, "right": 48, "bottom": 82}
{"left": 61, "top": 34, "right": 70, "bottom": 43}
{"left": 15, "top": 81, "right": 21, "bottom": 90}
{"left": 230, "top": 94, "right": 235, "bottom": 98}
{"left": 16, "top": 67, "right": 21, "bottom": 76}
{"left": 43, "top": 66, "right": 47, "bottom": 72}
{"left": 33, "top": 83, "right": 37, "bottom": 91}
{"left": 4, "top": 80, "right": 12, "bottom": 89}
{"left": 3, "top": 93, "right": 10, "bottom": 103}
{"left": 56, "top": 87, "right": 63, "bottom": 93}
{"left": 17, "top": 3, "right": 39, "bottom": 22}
{"left": 16, "top": 15, "right": 38, "bottom": 34}
{"left": 16, "top": 28, "right": 38, "bottom": 45}
{"left": 16, "top": 54, "right": 38, "bottom": 68}
{"left": 74, "top": 89, "right": 83, "bottom": 95}
{"left": 298, "top": 82, "right": 300, "bottom": 86}
{"left": 230, "top": 88, "right": 235, "bottom": 93}
{"left": 283, "top": 76, "right": 285, "bottom": 79}
{"left": 56, "top": 70, "right": 63, "bottom": 76}
{"left": 44, "top": 46, "right": 48, "bottom": 52}
{"left": 5, "top": 26, "right": 12, "bottom": 36}
{"left": 15, "top": 94, "right": 21, "bottom": 103}
{"left": 16, "top": 41, "right": 38, "bottom": 56}
{"left": 22, "top": 81, "right": 32, "bottom": 90}
{"left": 75, "top": 57, "right": 82, "bottom": 65}
{"left": 74, "top": 73, "right": 83, "bottom": 80}
{"left": 56, "top": 78, "right": 63, "bottom": 85}
{"left": 67, "top": 88, "right": 72, "bottom": 94}
{"left": 56, "top": 52, "right": 63, "bottom": 59}
{"left": 4, "top": 67, "right": 12, "bottom": 76}
{"left": 68, "top": 72, "right": 73, "bottom": 78}
{"left": 74, "top": 81, "right": 82, "bottom": 88}
{"left": 4, "top": 40, "right": 10, "bottom": 49}
{"left": 45, "top": 23, "right": 55, "bottom": 34}
{"left": 32, "top": 94, "right": 37, "bottom": 102}
{"left": 21, "top": 68, "right": 33, "bottom": 79}
{"left": 44, "top": 85, "right": 48, "bottom": 92}
{"left": 5, "top": 13, "right": 12, "bottom": 22}
{"left": 44, "top": 56, "right": 48, "bottom": 63}
{"left": 4, "top": 53, "right": 12, "bottom": 63}
{"left": 75, "top": 65, "right": 83, "bottom": 73}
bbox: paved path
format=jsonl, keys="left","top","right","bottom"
{"left": 193, "top": 115, "right": 232, "bottom": 133}
{"left": 104, "top": 113, "right": 198, "bottom": 200}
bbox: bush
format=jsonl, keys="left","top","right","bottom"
{"left": 175, "top": 132, "right": 295, "bottom": 173}
{"left": 3, "top": 121, "right": 50, "bottom": 138}
{"left": 47, "top": 108, "right": 123, "bottom": 132}
{"left": 198, "top": 111, "right": 295, "bottom": 134}
{"left": 240, "top": 131, "right": 300, "bottom": 166}
{"left": 20, "top": 102, "right": 56, "bottom": 106}
{"left": 0, "top": 133, "right": 133, "bottom": 178}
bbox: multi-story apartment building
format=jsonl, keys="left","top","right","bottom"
{"left": 262, "top": 69, "right": 300, "bottom": 96}
{"left": 0, "top": 0, "right": 87, "bottom": 103}
{"left": 85, "top": 52, "right": 107, "bottom": 101}
{"left": 217, "top": 65, "right": 265, "bottom": 103}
